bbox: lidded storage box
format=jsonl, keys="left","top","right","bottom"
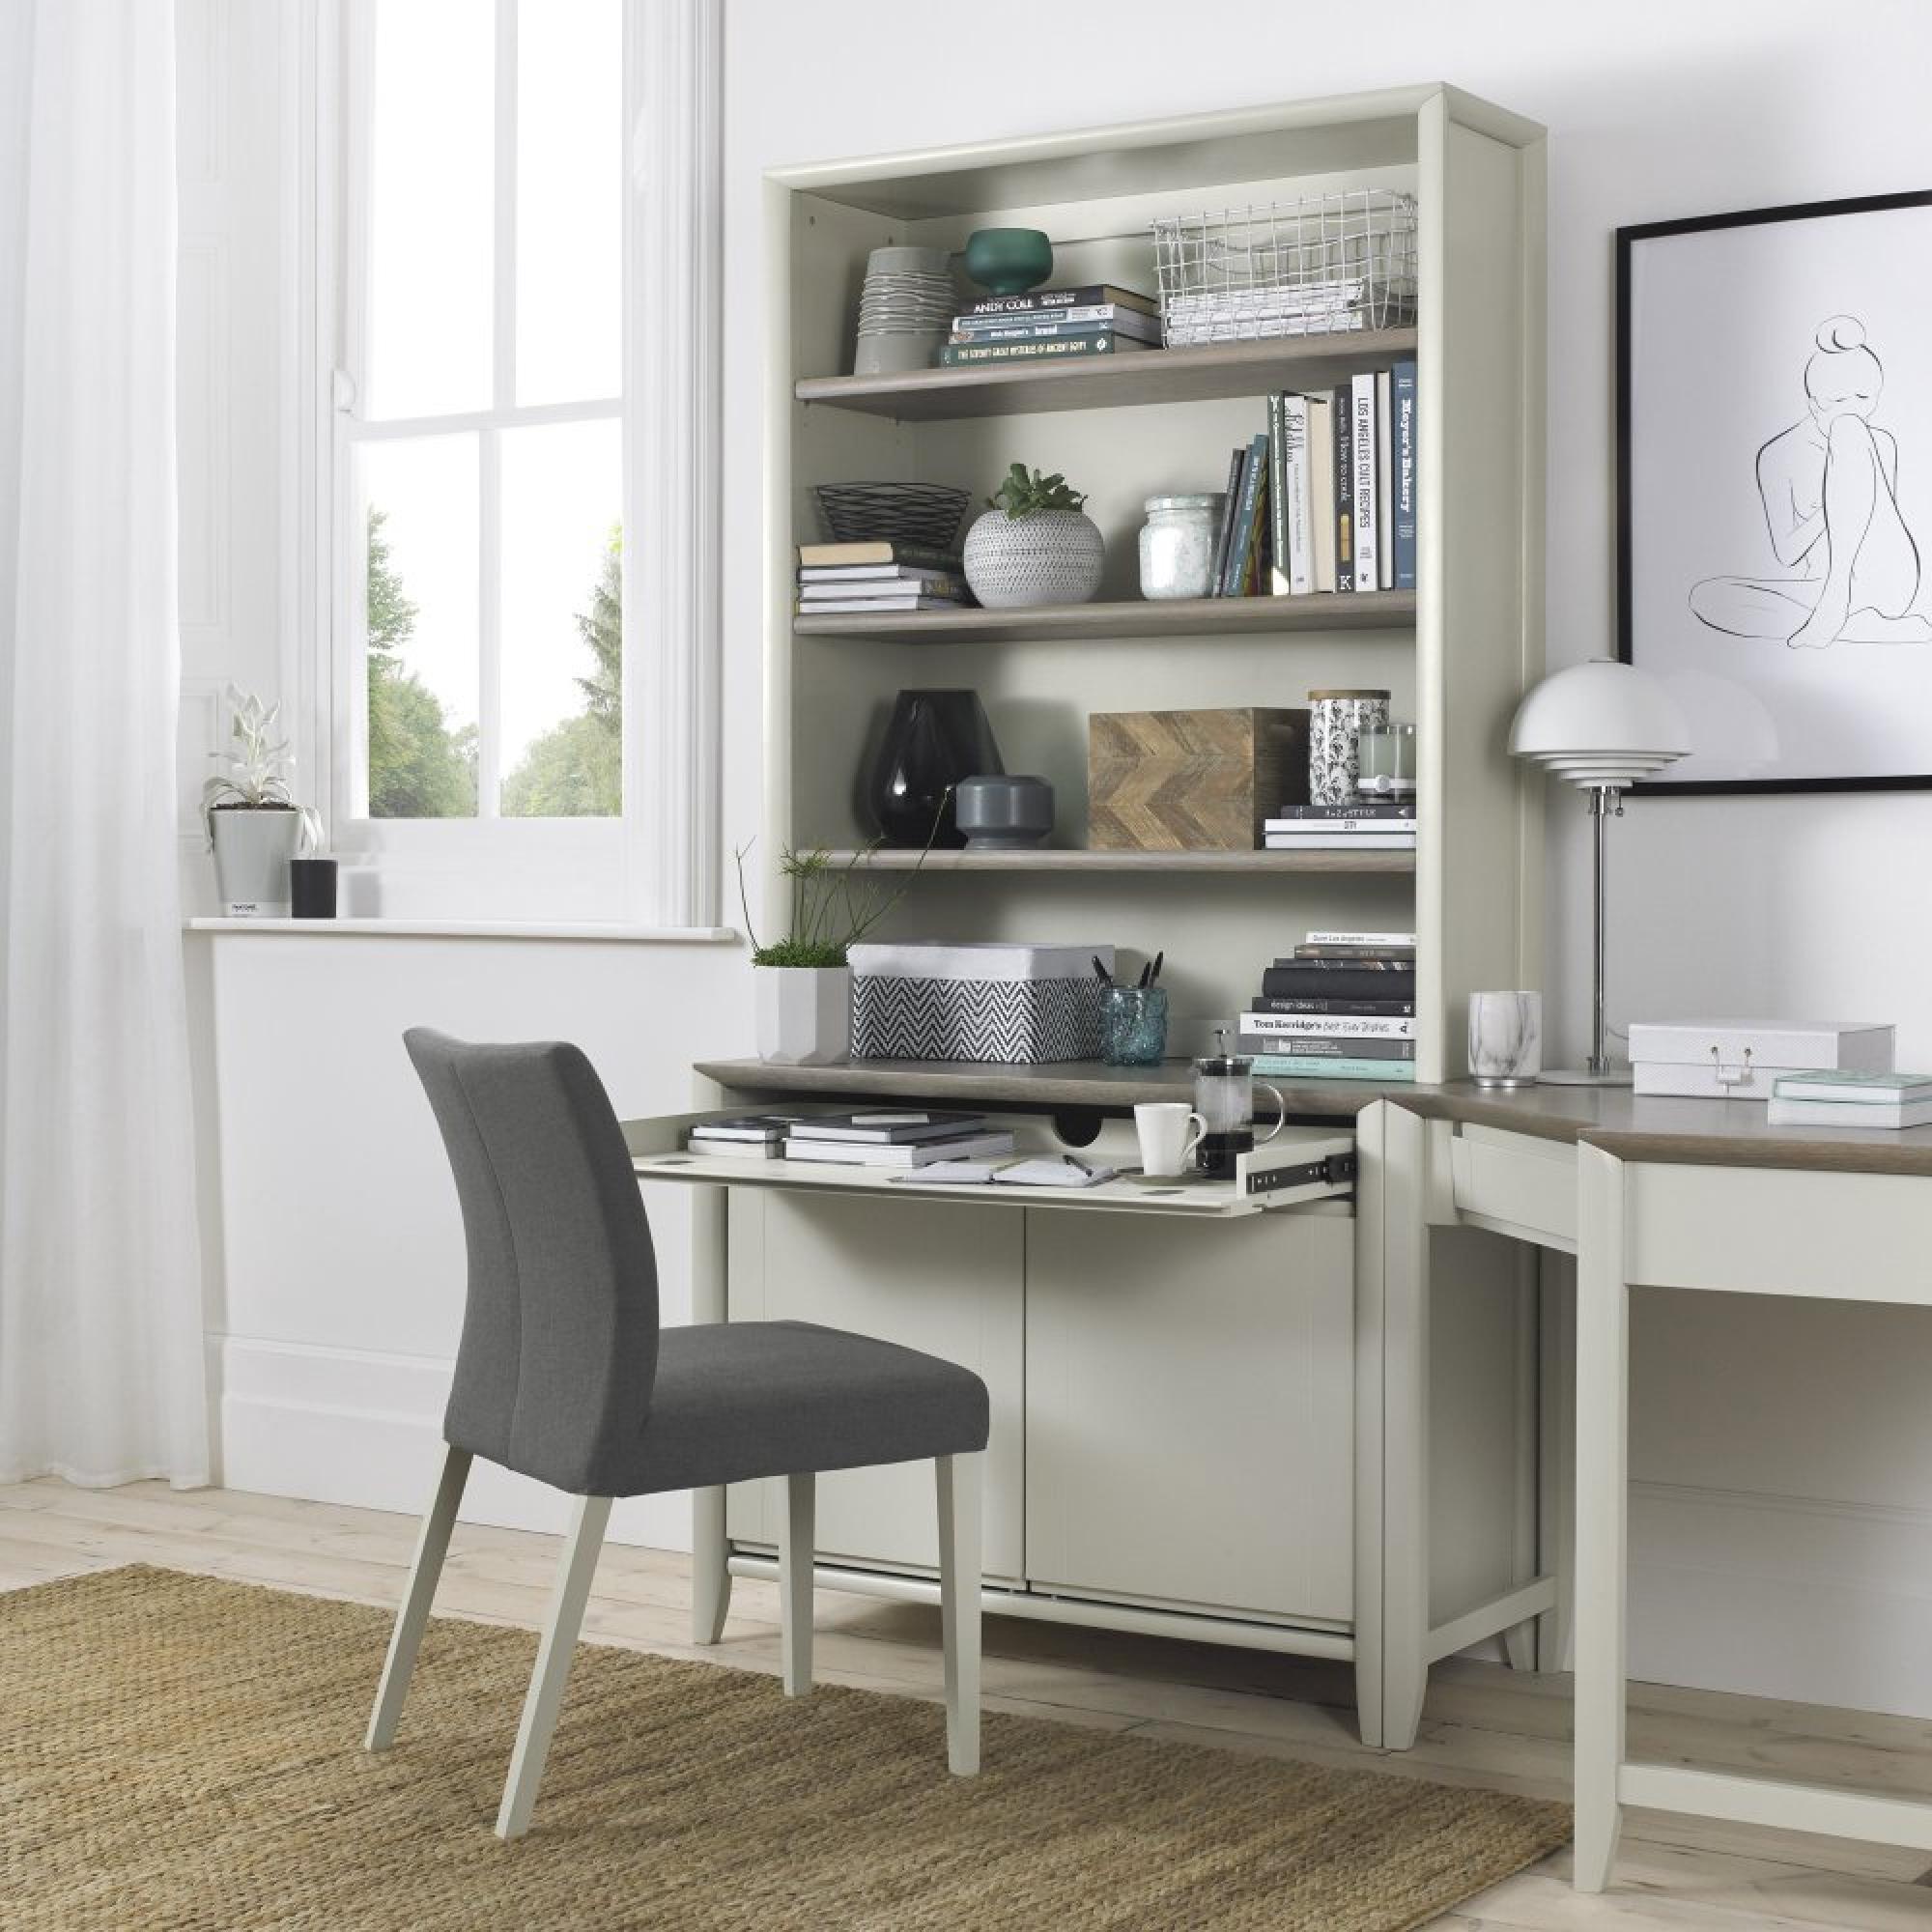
{"left": 849, "top": 942, "right": 1116, "bottom": 1064}
{"left": 1088, "top": 707, "right": 1308, "bottom": 850}
{"left": 1627, "top": 1018, "right": 1895, "bottom": 1101}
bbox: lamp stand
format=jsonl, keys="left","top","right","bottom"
{"left": 1539, "top": 784, "right": 1634, "bottom": 1087}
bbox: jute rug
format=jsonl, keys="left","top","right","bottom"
{"left": 3, "top": 1566, "right": 1568, "bottom": 1930}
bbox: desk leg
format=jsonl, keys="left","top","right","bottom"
{"left": 1574, "top": 1143, "right": 1629, "bottom": 1892}
{"left": 691, "top": 1168, "right": 732, "bottom": 1646}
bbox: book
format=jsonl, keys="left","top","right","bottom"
{"left": 952, "top": 308, "right": 1162, "bottom": 345}
{"left": 1290, "top": 943, "right": 1417, "bottom": 960}
{"left": 1306, "top": 393, "right": 1337, "bottom": 592}
{"left": 782, "top": 1130, "right": 1016, "bottom": 1168}
{"left": 800, "top": 574, "right": 969, "bottom": 603}
{"left": 797, "top": 595, "right": 969, "bottom": 614}
{"left": 1376, "top": 368, "right": 1395, "bottom": 591}
{"left": 686, "top": 1137, "right": 783, "bottom": 1160}
{"left": 1265, "top": 834, "right": 1413, "bottom": 850}
{"left": 1239, "top": 435, "right": 1270, "bottom": 593}
{"left": 1220, "top": 432, "right": 1269, "bottom": 597}
{"left": 1275, "top": 394, "right": 1313, "bottom": 595}
{"left": 1350, "top": 370, "right": 1378, "bottom": 592}
{"left": 1262, "top": 964, "right": 1418, "bottom": 1003}
{"left": 1249, "top": 1055, "right": 1417, "bottom": 1082}
{"left": 1306, "top": 929, "right": 1417, "bottom": 946}
{"left": 1266, "top": 393, "right": 1288, "bottom": 596}
{"left": 798, "top": 562, "right": 964, "bottom": 584}
{"left": 1771, "top": 1071, "right": 1932, "bottom": 1104}
{"left": 1208, "top": 444, "right": 1245, "bottom": 599}
{"left": 687, "top": 1113, "right": 810, "bottom": 1143}
{"left": 938, "top": 334, "right": 1143, "bottom": 365}
{"left": 1247, "top": 996, "right": 1416, "bottom": 1016}
{"left": 1767, "top": 1096, "right": 1932, "bottom": 1130}
{"left": 1239, "top": 1011, "right": 1416, "bottom": 1038}
{"left": 1262, "top": 817, "right": 1415, "bottom": 835}
{"left": 990, "top": 1157, "right": 1119, "bottom": 1189}
{"left": 1331, "top": 385, "right": 1353, "bottom": 588}
{"left": 1238, "top": 1032, "right": 1414, "bottom": 1060}
{"left": 958, "top": 283, "right": 1158, "bottom": 319}
{"left": 787, "top": 1110, "right": 988, "bottom": 1145}
{"left": 1272, "top": 809, "right": 1415, "bottom": 823}
{"left": 796, "top": 540, "right": 962, "bottom": 571}
{"left": 1391, "top": 357, "right": 1418, "bottom": 592}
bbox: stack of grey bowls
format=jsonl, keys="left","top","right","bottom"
{"left": 853, "top": 245, "right": 956, "bottom": 376}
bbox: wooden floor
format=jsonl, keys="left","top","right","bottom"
{"left": 5, "top": 1479, "right": 1932, "bottom": 1929}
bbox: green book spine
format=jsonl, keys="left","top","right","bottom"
{"left": 1248, "top": 1055, "right": 1417, "bottom": 1081}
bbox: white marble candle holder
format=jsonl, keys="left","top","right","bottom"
{"left": 1468, "top": 991, "right": 1542, "bottom": 1088}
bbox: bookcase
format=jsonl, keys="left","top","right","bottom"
{"left": 761, "top": 84, "right": 1546, "bottom": 1087}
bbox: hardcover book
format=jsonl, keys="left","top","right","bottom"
{"left": 1305, "top": 929, "right": 1417, "bottom": 945}
{"left": 952, "top": 308, "right": 1162, "bottom": 345}
{"left": 1350, "top": 370, "right": 1378, "bottom": 592}
{"left": 1209, "top": 444, "right": 1246, "bottom": 597}
{"left": 1239, "top": 1011, "right": 1416, "bottom": 1038}
{"left": 1375, "top": 367, "right": 1395, "bottom": 591}
{"left": 1331, "top": 384, "right": 1353, "bottom": 587}
{"left": 1248, "top": 1055, "right": 1417, "bottom": 1082}
{"left": 938, "top": 334, "right": 1143, "bottom": 364}
{"left": 958, "top": 283, "right": 1157, "bottom": 319}
{"left": 1392, "top": 358, "right": 1418, "bottom": 592}
{"left": 1238, "top": 1032, "right": 1415, "bottom": 1059}
{"left": 1278, "top": 393, "right": 1313, "bottom": 595}
{"left": 796, "top": 540, "right": 962, "bottom": 571}
{"left": 1261, "top": 964, "right": 1418, "bottom": 1003}
{"left": 1220, "top": 433, "right": 1270, "bottom": 597}
{"left": 1247, "top": 996, "right": 1416, "bottom": 1016}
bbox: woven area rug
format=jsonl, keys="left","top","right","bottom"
{"left": 4, "top": 1566, "right": 1568, "bottom": 1930}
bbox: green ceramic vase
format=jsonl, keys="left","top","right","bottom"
{"left": 962, "top": 227, "right": 1054, "bottom": 297}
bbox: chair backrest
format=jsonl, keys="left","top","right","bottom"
{"left": 405, "top": 1029, "right": 660, "bottom": 1494}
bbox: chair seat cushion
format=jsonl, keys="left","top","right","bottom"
{"left": 614, "top": 1321, "right": 990, "bottom": 1496}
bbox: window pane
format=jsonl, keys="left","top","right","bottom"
{"left": 359, "top": 437, "right": 480, "bottom": 818}
{"left": 515, "top": 0, "right": 621, "bottom": 406}
{"left": 498, "top": 419, "right": 622, "bottom": 817}
{"left": 364, "top": 0, "right": 493, "bottom": 418}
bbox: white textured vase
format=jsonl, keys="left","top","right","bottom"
{"left": 963, "top": 507, "right": 1104, "bottom": 609}
{"left": 210, "top": 807, "right": 302, "bottom": 918}
{"left": 753, "top": 965, "right": 852, "bottom": 1065}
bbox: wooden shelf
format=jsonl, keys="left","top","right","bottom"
{"left": 795, "top": 330, "right": 1419, "bottom": 422}
{"left": 795, "top": 590, "right": 1415, "bottom": 645}
{"left": 814, "top": 847, "right": 1415, "bottom": 875}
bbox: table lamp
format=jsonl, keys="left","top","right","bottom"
{"left": 1508, "top": 659, "right": 1690, "bottom": 1085}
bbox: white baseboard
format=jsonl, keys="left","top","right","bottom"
{"left": 214, "top": 1335, "right": 693, "bottom": 1553}
{"left": 1630, "top": 1479, "right": 1932, "bottom": 1719}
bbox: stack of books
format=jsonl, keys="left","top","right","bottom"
{"left": 1264, "top": 803, "right": 1416, "bottom": 852}
{"left": 685, "top": 1114, "right": 807, "bottom": 1160}
{"left": 1206, "top": 362, "right": 1417, "bottom": 598}
{"left": 1236, "top": 931, "right": 1417, "bottom": 1082}
{"left": 940, "top": 284, "right": 1160, "bottom": 367}
{"left": 780, "top": 1110, "right": 1016, "bottom": 1168}
{"left": 1767, "top": 1071, "right": 1932, "bottom": 1130}
{"left": 796, "top": 540, "right": 970, "bottom": 616}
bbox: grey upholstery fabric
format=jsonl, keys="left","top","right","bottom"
{"left": 405, "top": 1030, "right": 989, "bottom": 1499}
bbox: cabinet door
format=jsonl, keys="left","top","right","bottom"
{"left": 725, "top": 1189, "right": 1025, "bottom": 1582}
{"left": 1025, "top": 1208, "right": 1354, "bottom": 1624}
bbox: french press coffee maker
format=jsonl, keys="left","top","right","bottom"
{"left": 1192, "top": 1029, "right": 1287, "bottom": 1179}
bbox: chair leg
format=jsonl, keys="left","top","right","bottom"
{"left": 692, "top": 1483, "right": 732, "bottom": 1645}
{"left": 937, "top": 1451, "right": 982, "bottom": 1776}
{"left": 778, "top": 1470, "right": 814, "bottom": 1697}
{"left": 366, "top": 1443, "right": 472, "bottom": 1750}
{"left": 496, "top": 1493, "right": 612, "bottom": 1842}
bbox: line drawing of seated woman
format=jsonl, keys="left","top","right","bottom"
{"left": 1689, "top": 315, "right": 1930, "bottom": 649}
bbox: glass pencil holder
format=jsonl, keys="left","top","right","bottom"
{"left": 1099, "top": 985, "right": 1170, "bottom": 1065}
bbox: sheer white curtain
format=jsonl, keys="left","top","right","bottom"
{"left": 0, "top": 0, "right": 210, "bottom": 1486}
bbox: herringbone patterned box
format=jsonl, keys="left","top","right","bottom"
{"left": 848, "top": 942, "right": 1115, "bottom": 1064}
{"left": 1087, "top": 707, "right": 1309, "bottom": 849}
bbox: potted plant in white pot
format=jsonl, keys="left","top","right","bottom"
{"left": 735, "top": 833, "right": 938, "bottom": 1065}
{"left": 201, "top": 688, "right": 323, "bottom": 918}
{"left": 962, "top": 463, "right": 1104, "bottom": 609}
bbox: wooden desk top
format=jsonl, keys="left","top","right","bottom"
{"left": 695, "top": 1057, "right": 1932, "bottom": 1179}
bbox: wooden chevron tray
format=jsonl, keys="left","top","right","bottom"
{"left": 1087, "top": 706, "right": 1310, "bottom": 850}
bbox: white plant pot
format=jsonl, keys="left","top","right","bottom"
{"left": 210, "top": 807, "right": 302, "bottom": 918}
{"left": 963, "top": 507, "right": 1104, "bottom": 609}
{"left": 753, "top": 965, "right": 852, "bottom": 1065}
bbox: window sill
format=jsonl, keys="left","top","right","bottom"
{"left": 185, "top": 918, "right": 739, "bottom": 944}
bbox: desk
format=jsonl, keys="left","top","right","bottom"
{"left": 1390, "top": 1085, "right": 1932, "bottom": 1893}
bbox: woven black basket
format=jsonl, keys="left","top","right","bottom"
{"left": 813, "top": 482, "right": 970, "bottom": 550}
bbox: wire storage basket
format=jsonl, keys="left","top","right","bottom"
{"left": 1152, "top": 190, "right": 1418, "bottom": 347}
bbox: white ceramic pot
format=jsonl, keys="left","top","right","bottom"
{"left": 753, "top": 965, "right": 852, "bottom": 1065}
{"left": 963, "top": 507, "right": 1104, "bottom": 609}
{"left": 211, "top": 807, "right": 302, "bottom": 918}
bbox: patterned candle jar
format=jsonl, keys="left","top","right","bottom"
{"left": 1307, "top": 689, "right": 1391, "bottom": 804}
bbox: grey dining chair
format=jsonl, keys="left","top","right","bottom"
{"left": 365, "top": 1029, "right": 990, "bottom": 1839}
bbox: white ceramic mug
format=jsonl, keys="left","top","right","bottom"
{"left": 1134, "top": 1101, "right": 1207, "bottom": 1177}
{"left": 1468, "top": 990, "right": 1543, "bottom": 1088}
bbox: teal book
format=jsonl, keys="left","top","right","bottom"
{"left": 1772, "top": 1070, "right": 1932, "bottom": 1103}
{"left": 1249, "top": 1055, "right": 1417, "bottom": 1082}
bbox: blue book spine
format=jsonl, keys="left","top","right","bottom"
{"left": 1220, "top": 431, "right": 1270, "bottom": 597}
{"left": 1248, "top": 1055, "right": 1418, "bottom": 1082}
{"left": 1392, "top": 357, "right": 1418, "bottom": 592}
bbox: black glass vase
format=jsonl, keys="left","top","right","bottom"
{"left": 866, "top": 690, "right": 1004, "bottom": 848}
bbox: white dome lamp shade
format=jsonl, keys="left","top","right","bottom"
{"left": 1508, "top": 660, "right": 1691, "bottom": 1085}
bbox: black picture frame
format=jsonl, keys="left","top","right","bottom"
{"left": 1616, "top": 188, "right": 1932, "bottom": 795}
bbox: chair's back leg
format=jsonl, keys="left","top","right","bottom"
{"left": 937, "top": 1451, "right": 982, "bottom": 1776}
{"left": 366, "top": 1444, "right": 473, "bottom": 1750}
{"left": 693, "top": 1483, "right": 733, "bottom": 1644}
{"left": 497, "top": 1493, "right": 613, "bottom": 1841}
{"left": 779, "top": 1470, "right": 815, "bottom": 1696}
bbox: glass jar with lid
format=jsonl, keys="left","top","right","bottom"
{"left": 1138, "top": 493, "right": 1224, "bottom": 601}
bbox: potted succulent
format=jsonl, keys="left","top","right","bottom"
{"left": 202, "top": 688, "right": 323, "bottom": 918}
{"left": 962, "top": 464, "right": 1104, "bottom": 609}
{"left": 735, "top": 827, "right": 940, "bottom": 1065}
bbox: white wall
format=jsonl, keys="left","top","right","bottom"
{"left": 181, "top": 0, "right": 1932, "bottom": 1713}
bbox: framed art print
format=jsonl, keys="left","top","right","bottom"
{"left": 1618, "top": 190, "right": 1932, "bottom": 792}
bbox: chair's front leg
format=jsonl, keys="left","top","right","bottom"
{"left": 779, "top": 1471, "right": 815, "bottom": 1696}
{"left": 937, "top": 1451, "right": 982, "bottom": 1776}
{"left": 366, "top": 1443, "right": 472, "bottom": 1750}
{"left": 497, "top": 1493, "right": 612, "bottom": 1841}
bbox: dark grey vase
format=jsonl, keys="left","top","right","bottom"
{"left": 867, "top": 690, "right": 1004, "bottom": 847}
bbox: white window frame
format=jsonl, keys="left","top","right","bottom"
{"left": 285, "top": 0, "right": 722, "bottom": 926}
